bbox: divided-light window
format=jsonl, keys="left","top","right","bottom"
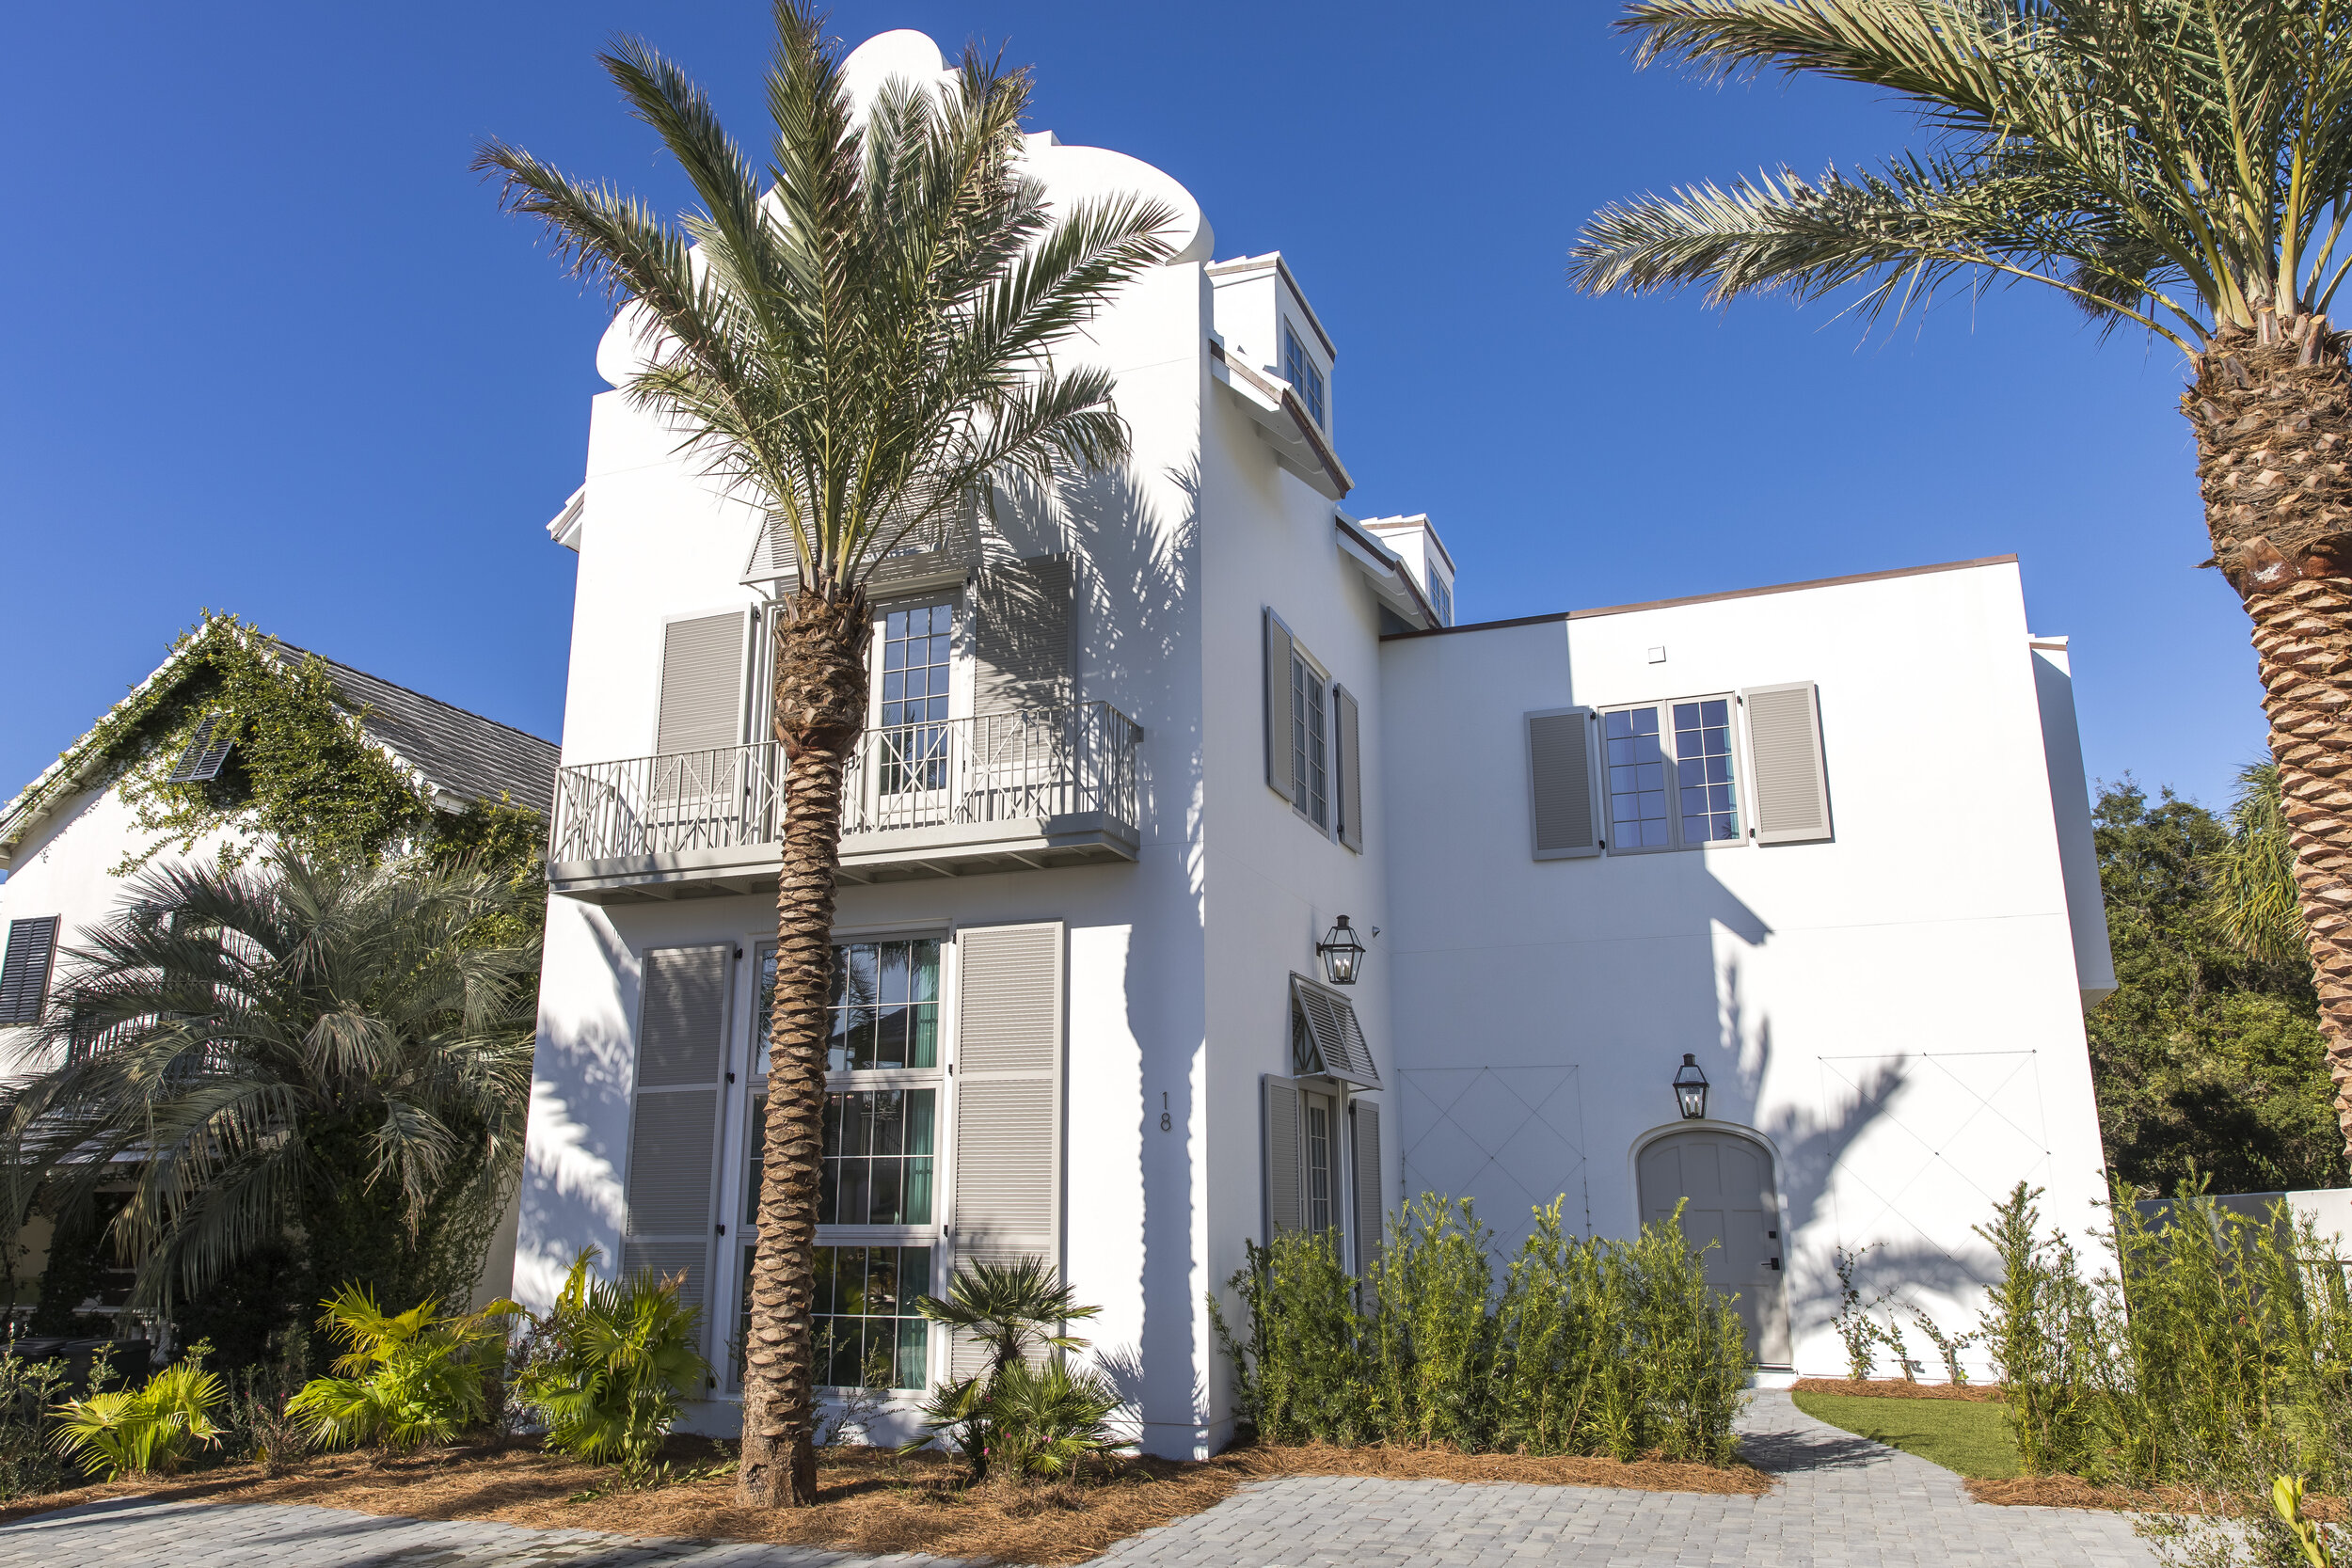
{"left": 1282, "top": 322, "right": 1327, "bottom": 431}
{"left": 740, "top": 936, "right": 941, "bottom": 1392}
{"left": 1292, "top": 654, "right": 1329, "bottom": 830}
{"left": 1603, "top": 697, "right": 1741, "bottom": 852}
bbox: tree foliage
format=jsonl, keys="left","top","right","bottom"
{"left": 2087, "top": 776, "right": 2344, "bottom": 1192}
{"left": 0, "top": 850, "right": 540, "bottom": 1353}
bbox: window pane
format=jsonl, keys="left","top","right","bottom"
{"left": 1673, "top": 695, "right": 1740, "bottom": 847}
{"left": 809, "top": 1244, "right": 931, "bottom": 1390}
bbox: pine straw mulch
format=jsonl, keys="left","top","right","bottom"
{"left": 1790, "top": 1377, "right": 2002, "bottom": 1402}
{"left": 1965, "top": 1474, "right": 2350, "bottom": 1523}
{"left": 0, "top": 1436, "right": 1768, "bottom": 1563}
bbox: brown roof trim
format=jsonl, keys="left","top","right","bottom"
{"left": 1379, "top": 554, "right": 2022, "bottom": 642}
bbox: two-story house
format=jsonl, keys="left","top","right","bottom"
{"left": 517, "top": 26, "right": 2114, "bottom": 1456}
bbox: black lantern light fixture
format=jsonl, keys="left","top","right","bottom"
{"left": 1673, "top": 1053, "right": 1709, "bottom": 1120}
{"left": 1317, "top": 915, "right": 1367, "bottom": 986}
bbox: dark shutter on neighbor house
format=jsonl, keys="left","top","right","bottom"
{"left": 623, "top": 945, "right": 731, "bottom": 1312}
{"left": 948, "top": 921, "right": 1065, "bottom": 1379}
{"left": 1527, "top": 707, "right": 1600, "bottom": 860}
{"left": 1264, "top": 610, "right": 1296, "bottom": 801}
{"left": 657, "top": 613, "right": 749, "bottom": 757}
{"left": 1741, "top": 682, "right": 1833, "bottom": 845}
{"left": 0, "top": 917, "right": 59, "bottom": 1025}
{"left": 972, "top": 556, "right": 1073, "bottom": 717}
{"left": 1335, "top": 686, "right": 1363, "bottom": 853}
{"left": 167, "top": 716, "right": 235, "bottom": 783}
{"left": 1350, "top": 1101, "right": 1383, "bottom": 1276}
{"left": 1263, "top": 1074, "right": 1303, "bottom": 1239}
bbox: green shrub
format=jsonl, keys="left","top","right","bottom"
{"left": 0, "top": 1346, "right": 71, "bottom": 1499}
{"left": 512, "top": 1247, "right": 708, "bottom": 1471}
{"left": 49, "top": 1342, "right": 225, "bottom": 1480}
{"left": 1976, "top": 1179, "right": 2352, "bottom": 1497}
{"left": 287, "top": 1285, "right": 516, "bottom": 1452}
{"left": 1216, "top": 1193, "right": 1749, "bottom": 1463}
{"left": 984, "top": 1356, "right": 1128, "bottom": 1480}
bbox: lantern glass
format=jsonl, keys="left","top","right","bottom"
{"left": 1318, "top": 917, "right": 1365, "bottom": 986}
{"left": 1672, "top": 1053, "right": 1708, "bottom": 1120}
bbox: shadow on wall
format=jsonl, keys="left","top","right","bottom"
{"left": 516, "top": 912, "right": 640, "bottom": 1304}
{"left": 1009, "top": 456, "right": 1212, "bottom": 1449}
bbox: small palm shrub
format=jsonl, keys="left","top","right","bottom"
{"left": 49, "top": 1342, "right": 226, "bottom": 1480}
{"left": 1215, "top": 1194, "right": 1749, "bottom": 1463}
{"left": 287, "top": 1285, "right": 517, "bottom": 1452}
{"left": 512, "top": 1248, "right": 708, "bottom": 1473}
{"left": 906, "top": 1258, "right": 1129, "bottom": 1483}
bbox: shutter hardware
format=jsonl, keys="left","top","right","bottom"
{"left": 716, "top": 1224, "right": 726, "bottom": 1236}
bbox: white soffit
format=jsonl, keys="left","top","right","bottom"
{"left": 1211, "top": 341, "right": 1353, "bottom": 501}
{"left": 1334, "top": 516, "right": 1436, "bottom": 629}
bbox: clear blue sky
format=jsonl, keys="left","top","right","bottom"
{"left": 0, "top": 1, "right": 2260, "bottom": 815}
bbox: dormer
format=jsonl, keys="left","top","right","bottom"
{"left": 1209, "top": 254, "right": 1335, "bottom": 440}
{"left": 1360, "top": 515, "right": 1457, "bottom": 626}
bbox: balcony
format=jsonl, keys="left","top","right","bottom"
{"left": 547, "top": 702, "right": 1143, "bottom": 902}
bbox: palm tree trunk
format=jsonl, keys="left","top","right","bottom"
{"left": 738, "top": 588, "right": 868, "bottom": 1508}
{"left": 2188, "top": 310, "right": 2352, "bottom": 1168}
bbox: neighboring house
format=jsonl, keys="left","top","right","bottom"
{"left": 519, "top": 28, "right": 2114, "bottom": 1455}
{"left": 0, "top": 615, "right": 560, "bottom": 1318}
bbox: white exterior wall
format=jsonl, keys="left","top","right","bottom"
{"left": 1377, "top": 561, "right": 2112, "bottom": 1378}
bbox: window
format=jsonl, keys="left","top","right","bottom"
{"left": 1292, "top": 655, "right": 1329, "bottom": 830}
{"left": 1305, "top": 1097, "right": 1334, "bottom": 1233}
{"left": 1282, "top": 321, "right": 1327, "bottom": 430}
{"left": 1604, "top": 697, "right": 1741, "bottom": 852}
{"left": 1428, "top": 574, "right": 1453, "bottom": 627}
{"left": 741, "top": 936, "right": 943, "bottom": 1391}
{"left": 879, "top": 602, "right": 952, "bottom": 793}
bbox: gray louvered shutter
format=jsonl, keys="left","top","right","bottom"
{"left": 623, "top": 945, "right": 730, "bottom": 1314}
{"left": 657, "top": 612, "right": 749, "bottom": 756}
{"left": 1263, "top": 1075, "right": 1303, "bottom": 1239}
{"left": 1335, "top": 686, "right": 1363, "bottom": 852}
{"left": 0, "top": 917, "right": 59, "bottom": 1025}
{"left": 973, "top": 556, "right": 1073, "bottom": 717}
{"left": 1742, "top": 682, "right": 1833, "bottom": 845}
{"left": 1350, "top": 1101, "right": 1383, "bottom": 1276}
{"left": 1264, "top": 610, "right": 1297, "bottom": 801}
{"left": 1527, "top": 707, "right": 1600, "bottom": 860}
{"left": 948, "top": 921, "right": 1066, "bottom": 1379}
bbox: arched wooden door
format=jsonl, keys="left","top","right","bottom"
{"left": 1636, "top": 1130, "right": 1791, "bottom": 1367}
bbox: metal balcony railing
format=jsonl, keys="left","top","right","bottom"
{"left": 549, "top": 701, "right": 1142, "bottom": 867}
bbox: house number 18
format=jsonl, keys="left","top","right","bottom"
{"left": 1160, "top": 1092, "right": 1171, "bottom": 1132}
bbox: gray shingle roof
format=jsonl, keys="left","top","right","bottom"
{"left": 274, "top": 643, "right": 560, "bottom": 816}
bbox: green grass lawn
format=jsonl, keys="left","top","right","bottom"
{"left": 1788, "top": 1393, "right": 2023, "bottom": 1480}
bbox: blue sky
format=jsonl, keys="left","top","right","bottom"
{"left": 0, "top": 1, "right": 2260, "bottom": 815}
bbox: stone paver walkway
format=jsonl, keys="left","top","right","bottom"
{"left": 0, "top": 1394, "right": 2158, "bottom": 1567}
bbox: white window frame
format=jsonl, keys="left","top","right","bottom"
{"left": 723, "top": 927, "right": 949, "bottom": 1397}
{"left": 1291, "top": 643, "right": 1334, "bottom": 837}
{"left": 1598, "top": 692, "right": 1747, "bottom": 856}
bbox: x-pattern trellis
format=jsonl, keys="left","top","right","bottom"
{"left": 1400, "top": 1066, "right": 1590, "bottom": 1251}
{"left": 1818, "top": 1051, "right": 2049, "bottom": 1287}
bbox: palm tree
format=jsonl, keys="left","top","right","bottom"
{"left": 2211, "top": 760, "right": 2308, "bottom": 966}
{"left": 476, "top": 3, "right": 1173, "bottom": 1505}
{"left": 1567, "top": 0, "right": 2352, "bottom": 1161}
{"left": 914, "top": 1255, "right": 1101, "bottom": 1383}
{"left": 0, "top": 850, "right": 536, "bottom": 1342}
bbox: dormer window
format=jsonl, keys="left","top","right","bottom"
{"left": 1282, "top": 322, "right": 1327, "bottom": 431}
{"left": 1429, "top": 574, "right": 1453, "bottom": 627}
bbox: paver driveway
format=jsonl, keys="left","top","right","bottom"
{"left": 0, "top": 1394, "right": 2157, "bottom": 1567}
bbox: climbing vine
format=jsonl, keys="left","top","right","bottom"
{"left": 15, "top": 612, "right": 542, "bottom": 886}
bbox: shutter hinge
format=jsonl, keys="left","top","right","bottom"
{"left": 735, "top": 947, "right": 743, "bottom": 959}
{"left": 716, "top": 1224, "right": 726, "bottom": 1236}
{"left": 726, "top": 1070, "right": 737, "bottom": 1084}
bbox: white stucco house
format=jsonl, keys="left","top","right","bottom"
{"left": 517, "top": 28, "right": 2115, "bottom": 1457}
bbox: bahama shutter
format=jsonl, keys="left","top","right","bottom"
{"left": 1526, "top": 707, "right": 1600, "bottom": 860}
{"left": 0, "top": 917, "right": 60, "bottom": 1025}
{"left": 657, "top": 612, "right": 750, "bottom": 756}
{"left": 1264, "top": 610, "right": 1297, "bottom": 801}
{"left": 1263, "top": 1075, "right": 1304, "bottom": 1239}
{"left": 1741, "top": 682, "right": 1834, "bottom": 845}
{"left": 972, "top": 555, "right": 1074, "bottom": 717}
{"left": 622, "top": 944, "right": 731, "bottom": 1313}
{"left": 1350, "top": 1101, "right": 1383, "bottom": 1276}
{"left": 1334, "top": 685, "right": 1363, "bottom": 853}
{"left": 948, "top": 921, "right": 1066, "bottom": 1378}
